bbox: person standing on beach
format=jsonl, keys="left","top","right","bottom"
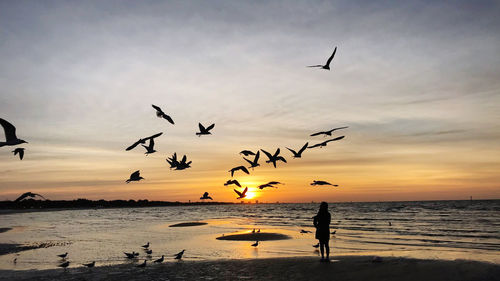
{"left": 313, "top": 202, "right": 331, "bottom": 262}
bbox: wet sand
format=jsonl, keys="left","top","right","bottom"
{"left": 216, "top": 232, "right": 291, "bottom": 241}
{"left": 2, "top": 256, "right": 498, "bottom": 281}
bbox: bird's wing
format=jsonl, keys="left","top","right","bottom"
{"left": 203, "top": 192, "right": 209, "bottom": 197}
{"left": 274, "top": 148, "right": 280, "bottom": 157}
{"left": 131, "top": 170, "right": 140, "bottom": 178}
{"left": 233, "top": 180, "right": 241, "bottom": 187}
{"left": 181, "top": 155, "right": 187, "bottom": 163}
{"left": 307, "top": 65, "right": 323, "bottom": 68}
{"left": 243, "top": 157, "right": 253, "bottom": 166}
{"left": 148, "top": 138, "right": 155, "bottom": 149}
{"left": 234, "top": 189, "right": 242, "bottom": 197}
{"left": 19, "top": 149, "right": 24, "bottom": 160}
{"left": 14, "top": 192, "right": 29, "bottom": 202}
{"left": 164, "top": 114, "right": 175, "bottom": 125}
{"left": 325, "top": 46, "right": 337, "bottom": 66}
{"left": 0, "top": 118, "right": 18, "bottom": 142}
{"left": 310, "top": 131, "right": 325, "bottom": 137}
{"left": 286, "top": 147, "right": 297, "bottom": 156}
{"left": 325, "top": 136, "right": 345, "bottom": 143}
{"left": 126, "top": 140, "right": 142, "bottom": 151}
{"left": 332, "top": 126, "right": 348, "bottom": 131}
{"left": 277, "top": 156, "right": 287, "bottom": 163}
{"left": 33, "top": 193, "right": 46, "bottom": 200}
{"left": 242, "top": 187, "right": 248, "bottom": 196}
{"left": 240, "top": 166, "right": 250, "bottom": 174}
{"left": 253, "top": 151, "right": 260, "bottom": 163}
{"left": 308, "top": 143, "right": 320, "bottom": 148}
{"left": 260, "top": 149, "right": 273, "bottom": 161}
{"left": 152, "top": 104, "right": 163, "bottom": 113}
{"left": 206, "top": 123, "right": 215, "bottom": 131}
{"left": 298, "top": 142, "right": 308, "bottom": 154}
{"left": 146, "top": 132, "right": 163, "bottom": 140}
{"left": 198, "top": 123, "right": 205, "bottom": 131}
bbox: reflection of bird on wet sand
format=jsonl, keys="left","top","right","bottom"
{"left": 58, "top": 261, "right": 70, "bottom": 270}
{"left": 307, "top": 46, "right": 337, "bottom": 70}
{"left": 234, "top": 187, "right": 248, "bottom": 199}
{"left": 14, "top": 192, "right": 46, "bottom": 202}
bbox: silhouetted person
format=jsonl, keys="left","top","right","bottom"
{"left": 313, "top": 202, "right": 331, "bottom": 262}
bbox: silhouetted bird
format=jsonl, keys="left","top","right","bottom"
{"left": 310, "top": 180, "right": 338, "bottom": 187}
{"left": 126, "top": 132, "right": 162, "bottom": 151}
{"left": 261, "top": 148, "right": 287, "bottom": 168}
{"left": 137, "top": 260, "right": 146, "bottom": 268}
{"left": 251, "top": 241, "right": 259, "bottom": 247}
{"left": 307, "top": 46, "right": 337, "bottom": 70}
{"left": 175, "top": 155, "right": 192, "bottom": 170}
{"left": 224, "top": 179, "right": 241, "bottom": 187}
{"left": 166, "top": 153, "right": 179, "bottom": 169}
{"left": 58, "top": 261, "right": 70, "bottom": 269}
{"left": 154, "top": 255, "right": 164, "bottom": 263}
{"left": 300, "top": 229, "right": 312, "bottom": 233}
{"left": 234, "top": 187, "right": 248, "bottom": 199}
{"left": 243, "top": 151, "right": 260, "bottom": 169}
{"left": 83, "top": 261, "right": 95, "bottom": 268}
{"left": 146, "top": 249, "right": 153, "bottom": 255}
{"left": 126, "top": 170, "right": 144, "bottom": 183}
{"left": 124, "top": 252, "right": 139, "bottom": 259}
{"left": 196, "top": 123, "right": 215, "bottom": 136}
{"left": 12, "top": 148, "right": 25, "bottom": 160}
{"left": 310, "top": 126, "right": 348, "bottom": 137}
{"left": 308, "top": 136, "right": 345, "bottom": 148}
{"left": 142, "top": 138, "right": 157, "bottom": 155}
{"left": 313, "top": 243, "right": 319, "bottom": 248}
{"left": 200, "top": 192, "right": 213, "bottom": 200}
{"left": 0, "top": 118, "right": 28, "bottom": 147}
{"left": 257, "top": 184, "right": 276, "bottom": 190}
{"left": 267, "top": 181, "right": 284, "bottom": 186}
{"left": 229, "top": 166, "right": 249, "bottom": 177}
{"left": 174, "top": 250, "right": 185, "bottom": 260}
{"left": 239, "top": 150, "right": 255, "bottom": 156}
{"left": 286, "top": 143, "right": 308, "bottom": 158}
{"left": 388, "top": 222, "right": 392, "bottom": 226}
{"left": 152, "top": 104, "right": 174, "bottom": 125}
{"left": 331, "top": 230, "right": 336, "bottom": 235}
{"left": 257, "top": 229, "right": 260, "bottom": 233}
{"left": 57, "top": 252, "right": 68, "bottom": 259}
{"left": 14, "top": 192, "right": 46, "bottom": 202}
{"left": 252, "top": 229, "right": 256, "bottom": 233}
{"left": 142, "top": 242, "right": 150, "bottom": 249}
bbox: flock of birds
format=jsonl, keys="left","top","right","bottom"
{"left": 53, "top": 242, "right": 185, "bottom": 270}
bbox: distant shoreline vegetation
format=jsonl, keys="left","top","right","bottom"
{"left": 0, "top": 198, "right": 235, "bottom": 211}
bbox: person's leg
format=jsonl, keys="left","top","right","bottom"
{"left": 325, "top": 240, "right": 330, "bottom": 260}
{"left": 319, "top": 241, "right": 325, "bottom": 259}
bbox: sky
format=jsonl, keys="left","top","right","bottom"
{"left": 0, "top": 0, "right": 499, "bottom": 203}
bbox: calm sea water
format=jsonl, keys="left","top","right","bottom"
{"left": 0, "top": 200, "right": 498, "bottom": 270}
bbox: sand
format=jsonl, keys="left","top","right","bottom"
{"left": 216, "top": 232, "right": 291, "bottom": 241}
{"left": 1, "top": 256, "right": 498, "bottom": 281}
{"left": 168, "top": 222, "right": 207, "bottom": 227}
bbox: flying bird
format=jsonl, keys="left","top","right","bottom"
{"left": 175, "top": 155, "right": 192, "bottom": 170}
{"left": 196, "top": 123, "right": 215, "bottom": 136}
{"left": 166, "top": 153, "right": 179, "bottom": 169}
{"left": 142, "top": 242, "right": 150, "bottom": 249}
{"left": 224, "top": 179, "right": 241, "bottom": 187}
{"left": 251, "top": 241, "right": 259, "bottom": 247}
{"left": 310, "top": 180, "right": 338, "bottom": 187}
{"left": 243, "top": 151, "right": 260, "bottom": 169}
{"left": 142, "top": 138, "right": 157, "bottom": 155}
{"left": 267, "top": 181, "right": 284, "bottom": 186}
{"left": 286, "top": 143, "right": 308, "bottom": 158}
{"left": 261, "top": 148, "right": 287, "bottom": 168}
{"left": 174, "top": 250, "right": 185, "bottom": 260}
{"left": 234, "top": 187, "right": 248, "bottom": 199}
{"left": 126, "top": 170, "right": 144, "bottom": 183}
{"left": 57, "top": 252, "right": 68, "bottom": 259}
{"left": 137, "top": 260, "right": 147, "bottom": 268}
{"left": 126, "top": 132, "right": 163, "bottom": 151}
{"left": 308, "top": 136, "right": 345, "bottom": 148}
{"left": 14, "top": 192, "right": 46, "bottom": 202}
{"left": 154, "top": 255, "right": 164, "bottom": 263}
{"left": 310, "top": 126, "right": 348, "bottom": 137}
{"left": 200, "top": 192, "right": 213, "bottom": 200}
{"left": 58, "top": 261, "right": 70, "bottom": 269}
{"left": 239, "top": 150, "right": 255, "bottom": 156}
{"left": 151, "top": 104, "right": 174, "bottom": 125}
{"left": 0, "top": 118, "right": 28, "bottom": 147}
{"left": 83, "top": 261, "right": 95, "bottom": 268}
{"left": 257, "top": 183, "right": 276, "bottom": 190}
{"left": 229, "top": 166, "right": 249, "bottom": 177}
{"left": 307, "top": 46, "right": 337, "bottom": 70}
{"left": 12, "top": 148, "right": 25, "bottom": 160}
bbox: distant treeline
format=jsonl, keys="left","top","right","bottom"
{"left": 0, "top": 198, "right": 233, "bottom": 210}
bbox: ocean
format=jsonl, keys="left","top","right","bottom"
{"left": 0, "top": 200, "right": 498, "bottom": 270}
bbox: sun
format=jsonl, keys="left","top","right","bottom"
{"left": 245, "top": 191, "right": 257, "bottom": 200}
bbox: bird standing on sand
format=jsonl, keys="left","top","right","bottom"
{"left": 310, "top": 126, "right": 348, "bottom": 137}
{"left": 126, "top": 132, "right": 162, "bottom": 151}
{"left": 145, "top": 249, "right": 153, "bottom": 255}
{"left": 224, "top": 179, "right": 241, "bottom": 187}
{"left": 83, "top": 261, "right": 95, "bottom": 268}
{"left": 310, "top": 180, "right": 338, "bottom": 187}
{"left": 300, "top": 229, "right": 312, "bottom": 233}
{"left": 261, "top": 148, "right": 287, "bottom": 168}
{"left": 243, "top": 151, "right": 260, "bottom": 169}
{"left": 196, "top": 123, "right": 215, "bottom": 136}
{"left": 200, "top": 192, "right": 213, "bottom": 200}
{"left": 251, "top": 241, "right": 259, "bottom": 247}
{"left": 234, "top": 187, "right": 248, "bottom": 199}
{"left": 174, "top": 250, "right": 185, "bottom": 260}
{"left": 0, "top": 118, "right": 28, "bottom": 147}
{"left": 124, "top": 252, "right": 139, "bottom": 259}
{"left": 154, "top": 255, "right": 164, "bottom": 263}
{"left": 286, "top": 143, "right": 308, "bottom": 158}
{"left": 331, "top": 230, "right": 336, "bottom": 235}
{"left": 142, "top": 242, "right": 150, "bottom": 249}
{"left": 229, "top": 166, "right": 249, "bottom": 177}
{"left": 58, "top": 261, "right": 70, "bottom": 269}
{"left": 151, "top": 104, "right": 174, "bottom": 125}
{"left": 12, "top": 148, "right": 25, "bottom": 160}
{"left": 239, "top": 150, "right": 255, "bottom": 156}
{"left": 313, "top": 243, "right": 319, "bottom": 248}
{"left": 14, "top": 192, "right": 46, "bottom": 202}
{"left": 307, "top": 46, "right": 337, "bottom": 70}
{"left": 137, "top": 260, "right": 147, "bottom": 268}
{"left": 308, "top": 136, "right": 345, "bottom": 149}
{"left": 57, "top": 252, "right": 68, "bottom": 259}
{"left": 126, "top": 170, "right": 144, "bottom": 183}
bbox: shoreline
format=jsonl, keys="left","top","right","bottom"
{"left": 1, "top": 255, "right": 498, "bottom": 281}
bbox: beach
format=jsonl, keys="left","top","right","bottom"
{"left": 1, "top": 256, "right": 499, "bottom": 281}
